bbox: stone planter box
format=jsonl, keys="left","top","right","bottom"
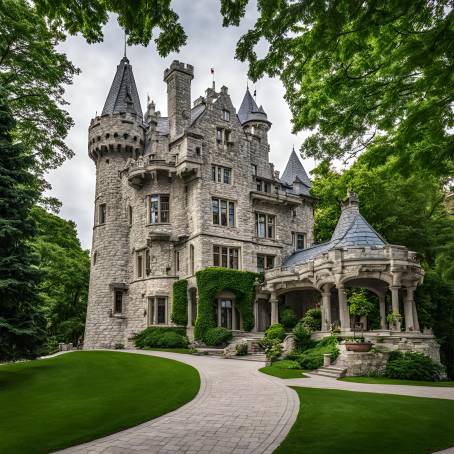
{"left": 345, "top": 342, "right": 372, "bottom": 352}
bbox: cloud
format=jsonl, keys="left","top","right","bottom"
{"left": 46, "top": 0, "right": 314, "bottom": 249}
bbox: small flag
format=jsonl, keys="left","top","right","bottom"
{"left": 210, "top": 68, "right": 214, "bottom": 74}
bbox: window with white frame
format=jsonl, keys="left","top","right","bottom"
{"left": 212, "top": 165, "right": 232, "bottom": 184}
{"left": 212, "top": 198, "right": 235, "bottom": 227}
{"left": 257, "top": 254, "right": 275, "bottom": 272}
{"left": 255, "top": 212, "right": 275, "bottom": 239}
{"left": 213, "top": 246, "right": 239, "bottom": 269}
{"left": 149, "top": 194, "right": 169, "bottom": 224}
{"left": 294, "top": 232, "right": 305, "bottom": 250}
{"left": 256, "top": 178, "right": 272, "bottom": 193}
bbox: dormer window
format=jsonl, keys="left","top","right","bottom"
{"left": 223, "top": 110, "right": 230, "bottom": 121}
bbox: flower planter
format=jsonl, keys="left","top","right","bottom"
{"left": 345, "top": 342, "right": 372, "bottom": 352}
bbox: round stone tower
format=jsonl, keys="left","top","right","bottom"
{"left": 84, "top": 57, "right": 145, "bottom": 349}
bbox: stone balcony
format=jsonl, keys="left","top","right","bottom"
{"left": 250, "top": 189, "right": 302, "bottom": 207}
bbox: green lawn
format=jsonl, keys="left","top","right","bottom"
{"left": 259, "top": 360, "right": 307, "bottom": 379}
{"left": 0, "top": 351, "right": 200, "bottom": 454}
{"left": 340, "top": 376, "right": 454, "bottom": 387}
{"left": 275, "top": 387, "right": 454, "bottom": 454}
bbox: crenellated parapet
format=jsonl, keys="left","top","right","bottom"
{"left": 88, "top": 112, "right": 145, "bottom": 161}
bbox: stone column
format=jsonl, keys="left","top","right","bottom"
{"left": 404, "top": 287, "right": 416, "bottom": 332}
{"left": 390, "top": 286, "right": 401, "bottom": 331}
{"left": 378, "top": 293, "right": 387, "bottom": 329}
{"left": 252, "top": 300, "right": 259, "bottom": 332}
{"left": 270, "top": 298, "right": 279, "bottom": 325}
{"left": 337, "top": 285, "right": 351, "bottom": 331}
{"left": 153, "top": 298, "right": 158, "bottom": 325}
{"left": 321, "top": 291, "right": 331, "bottom": 331}
{"left": 412, "top": 300, "right": 420, "bottom": 332}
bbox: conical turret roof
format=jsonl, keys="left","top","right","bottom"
{"left": 283, "top": 192, "right": 387, "bottom": 266}
{"left": 281, "top": 147, "right": 311, "bottom": 188}
{"left": 102, "top": 57, "right": 143, "bottom": 118}
{"left": 237, "top": 88, "right": 269, "bottom": 125}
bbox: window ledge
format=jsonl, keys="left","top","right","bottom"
{"left": 112, "top": 314, "right": 126, "bottom": 319}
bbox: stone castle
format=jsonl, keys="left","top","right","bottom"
{"left": 84, "top": 57, "right": 439, "bottom": 367}
{"left": 84, "top": 57, "right": 315, "bottom": 348}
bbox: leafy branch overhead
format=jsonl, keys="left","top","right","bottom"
{"left": 220, "top": 0, "right": 454, "bottom": 177}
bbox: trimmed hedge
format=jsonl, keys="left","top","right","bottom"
{"left": 203, "top": 327, "right": 233, "bottom": 346}
{"left": 171, "top": 279, "right": 188, "bottom": 326}
{"left": 385, "top": 351, "right": 444, "bottom": 381}
{"left": 132, "top": 327, "right": 188, "bottom": 349}
{"left": 194, "top": 267, "right": 258, "bottom": 341}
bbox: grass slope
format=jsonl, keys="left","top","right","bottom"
{"left": 340, "top": 376, "right": 454, "bottom": 387}
{"left": 0, "top": 351, "right": 200, "bottom": 454}
{"left": 259, "top": 360, "right": 307, "bottom": 379}
{"left": 275, "top": 387, "right": 454, "bottom": 454}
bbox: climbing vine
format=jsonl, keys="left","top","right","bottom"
{"left": 194, "top": 267, "right": 259, "bottom": 341}
{"left": 171, "top": 279, "right": 188, "bottom": 326}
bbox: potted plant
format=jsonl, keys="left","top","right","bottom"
{"left": 345, "top": 289, "right": 374, "bottom": 352}
{"left": 387, "top": 312, "right": 403, "bottom": 331}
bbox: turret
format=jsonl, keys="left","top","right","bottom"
{"left": 84, "top": 56, "right": 144, "bottom": 349}
{"left": 281, "top": 147, "right": 311, "bottom": 196}
{"left": 164, "top": 60, "right": 194, "bottom": 141}
{"left": 238, "top": 88, "right": 271, "bottom": 140}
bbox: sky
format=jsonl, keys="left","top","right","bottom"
{"left": 47, "top": 0, "right": 315, "bottom": 250}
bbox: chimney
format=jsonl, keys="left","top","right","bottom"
{"left": 164, "top": 60, "right": 194, "bottom": 140}
{"left": 341, "top": 191, "right": 360, "bottom": 211}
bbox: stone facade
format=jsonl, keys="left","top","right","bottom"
{"left": 84, "top": 58, "right": 315, "bottom": 348}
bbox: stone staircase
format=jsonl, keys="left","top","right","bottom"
{"left": 309, "top": 365, "right": 347, "bottom": 378}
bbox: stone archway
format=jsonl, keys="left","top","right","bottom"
{"left": 278, "top": 288, "right": 321, "bottom": 321}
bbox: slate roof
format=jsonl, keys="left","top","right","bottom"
{"left": 281, "top": 148, "right": 311, "bottom": 188}
{"left": 102, "top": 57, "right": 143, "bottom": 118}
{"left": 237, "top": 88, "right": 269, "bottom": 125}
{"left": 152, "top": 104, "right": 206, "bottom": 136}
{"left": 283, "top": 194, "right": 387, "bottom": 266}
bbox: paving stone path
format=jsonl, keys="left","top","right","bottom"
{"left": 59, "top": 350, "right": 299, "bottom": 454}
{"left": 58, "top": 350, "right": 454, "bottom": 453}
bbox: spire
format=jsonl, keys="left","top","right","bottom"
{"left": 281, "top": 147, "right": 311, "bottom": 188}
{"left": 101, "top": 57, "right": 143, "bottom": 118}
{"left": 237, "top": 87, "right": 270, "bottom": 125}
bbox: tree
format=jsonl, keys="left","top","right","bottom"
{"left": 0, "top": 104, "right": 46, "bottom": 361}
{"left": 347, "top": 289, "right": 375, "bottom": 337}
{"left": 221, "top": 0, "right": 454, "bottom": 177}
{"left": 0, "top": 0, "right": 78, "bottom": 177}
{"left": 31, "top": 207, "right": 90, "bottom": 348}
{"left": 33, "top": 0, "right": 187, "bottom": 56}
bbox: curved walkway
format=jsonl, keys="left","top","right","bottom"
{"left": 59, "top": 350, "right": 299, "bottom": 454}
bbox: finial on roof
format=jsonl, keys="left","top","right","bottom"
{"left": 124, "top": 32, "right": 127, "bottom": 58}
{"left": 341, "top": 191, "right": 360, "bottom": 211}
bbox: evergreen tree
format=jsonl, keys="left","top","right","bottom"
{"left": 0, "top": 103, "right": 46, "bottom": 361}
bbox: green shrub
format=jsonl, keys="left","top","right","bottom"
{"left": 132, "top": 327, "right": 188, "bottom": 349}
{"left": 296, "top": 336, "right": 339, "bottom": 370}
{"left": 265, "top": 323, "right": 286, "bottom": 341}
{"left": 171, "top": 279, "right": 188, "bottom": 326}
{"left": 385, "top": 351, "right": 444, "bottom": 381}
{"left": 301, "top": 308, "right": 322, "bottom": 331}
{"left": 203, "top": 327, "right": 233, "bottom": 346}
{"left": 264, "top": 338, "right": 283, "bottom": 361}
{"left": 279, "top": 306, "right": 298, "bottom": 330}
{"left": 292, "top": 322, "right": 315, "bottom": 351}
{"left": 194, "top": 268, "right": 258, "bottom": 340}
{"left": 235, "top": 342, "right": 248, "bottom": 356}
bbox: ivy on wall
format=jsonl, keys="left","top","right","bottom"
{"left": 171, "top": 279, "right": 188, "bottom": 326}
{"left": 194, "top": 267, "right": 259, "bottom": 340}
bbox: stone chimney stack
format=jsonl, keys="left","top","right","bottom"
{"left": 341, "top": 191, "right": 360, "bottom": 212}
{"left": 164, "top": 60, "right": 194, "bottom": 140}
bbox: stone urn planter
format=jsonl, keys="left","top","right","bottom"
{"left": 345, "top": 342, "right": 372, "bottom": 352}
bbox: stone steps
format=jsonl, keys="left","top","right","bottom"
{"left": 228, "top": 353, "right": 267, "bottom": 362}
{"left": 310, "top": 365, "right": 347, "bottom": 379}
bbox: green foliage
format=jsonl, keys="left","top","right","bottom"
{"left": 296, "top": 336, "right": 339, "bottom": 370}
{"left": 33, "top": 0, "right": 187, "bottom": 56}
{"left": 222, "top": 0, "right": 454, "bottom": 177}
{"left": 194, "top": 267, "right": 258, "bottom": 340}
{"left": 0, "top": 0, "right": 79, "bottom": 176}
{"left": 0, "top": 103, "right": 46, "bottom": 361}
{"left": 235, "top": 342, "right": 248, "bottom": 356}
{"left": 348, "top": 290, "right": 374, "bottom": 317}
{"left": 301, "top": 308, "right": 322, "bottom": 332}
{"left": 171, "top": 279, "right": 188, "bottom": 326}
{"left": 385, "top": 351, "right": 445, "bottom": 382}
{"left": 132, "top": 327, "right": 188, "bottom": 349}
{"left": 279, "top": 306, "right": 298, "bottom": 330}
{"left": 292, "top": 322, "right": 315, "bottom": 352}
{"left": 264, "top": 323, "right": 286, "bottom": 341}
{"left": 31, "top": 206, "right": 89, "bottom": 346}
{"left": 203, "top": 327, "right": 232, "bottom": 347}
{"left": 259, "top": 359, "right": 307, "bottom": 379}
